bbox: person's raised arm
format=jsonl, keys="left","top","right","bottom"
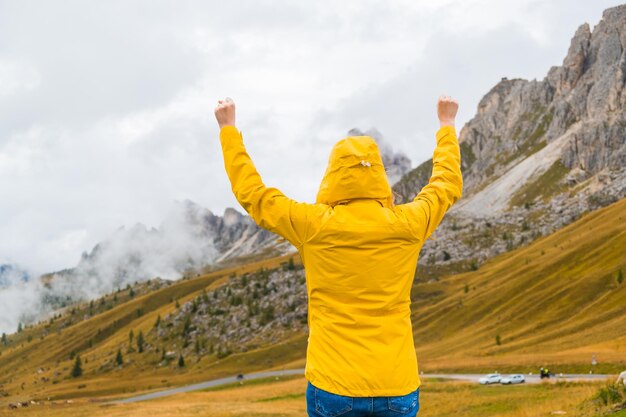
{"left": 214, "top": 97, "right": 322, "bottom": 248}
{"left": 397, "top": 96, "right": 463, "bottom": 241}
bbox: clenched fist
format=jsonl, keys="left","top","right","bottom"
{"left": 214, "top": 97, "right": 236, "bottom": 129}
{"left": 437, "top": 95, "right": 458, "bottom": 128}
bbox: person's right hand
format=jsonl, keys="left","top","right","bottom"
{"left": 437, "top": 96, "right": 458, "bottom": 128}
{"left": 214, "top": 97, "right": 236, "bottom": 129}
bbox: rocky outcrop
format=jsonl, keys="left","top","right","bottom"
{"left": 153, "top": 263, "right": 307, "bottom": 358}
{"left": 393, "top": 4, "right": 626, "bottom": 267}
{"left": 38, "top": 200, "right": 292, "bottom": 312}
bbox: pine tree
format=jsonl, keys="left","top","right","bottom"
{"left": 195, "top": 338, "right": 201, "bottom": 355}
{"left": 178, "top": 354, "right": 185, "bottom": 368}
{"left": 17, "top": 322, "right": 22, "bottom": 333}
{"left": 116, "top": 349, "right": 124, "bottom": 366}
{"left": 137, "top": 330, "right": 145, "bottom": 353}
{"left": 154, "top": 314, "right": 161, "bottom": 328}
{"left": 1, "top": 333, "right": 7, "bottom": 346}
{"left": 129, "top": 329, "right": 134, "bottom": 345}
{"left": 71, "top": 355, "right": 83, "bottom": 377}
{"left": 182, "top": 316, "right": 192, "bottom": 337}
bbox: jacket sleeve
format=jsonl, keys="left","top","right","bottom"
{"left": 398, "top": 125, "right": 463, "bottom": 241}
{"left": 219, "top": 125, "right": 323, "bottom": 248}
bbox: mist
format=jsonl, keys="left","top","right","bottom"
{"left": 0, "top": 200, "right": 232, "bottom": 334}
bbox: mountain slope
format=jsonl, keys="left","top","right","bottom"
{"left": 411, "top": 197, "right": 626, "bottom": 372}
{"left": 7, "top": 6, "right": 625, "bottom": 335}
{"left": 2, "top": 4, "right": 626, "bottom": 406}
{"left": 0, "top": 126, "right": 414, "bottom": 335}
{"left": 0, "top": 197, "right": 624, "bottom": 404}
{"left": 393, "top": 5, "right": 626, "bottom": 267}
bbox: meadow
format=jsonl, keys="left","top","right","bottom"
{"left": 1, "top": 198, "right": 625, "bottom": 415}
{"left": 7, "top": 376, "right": 623, "bottom": 417}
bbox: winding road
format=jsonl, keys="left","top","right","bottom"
{"left": 110, "top": 369, "right": 611, "bottom": 404}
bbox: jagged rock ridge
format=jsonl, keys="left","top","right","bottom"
{"left": 392, "top": 5, "right": 626, "bottom": 267}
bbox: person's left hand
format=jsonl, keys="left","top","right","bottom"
{"left": 214, "top": 97, "right": 236, "bottom": 129}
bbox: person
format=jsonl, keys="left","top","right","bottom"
{"left": 214, "top": 95, "right": 462, "bottom": 417}
{"left": 617, "top": 370, "right": 626, "bottom": 387}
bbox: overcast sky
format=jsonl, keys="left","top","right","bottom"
{"left": 0, "top": 0, "right": 622, "bottom": 274}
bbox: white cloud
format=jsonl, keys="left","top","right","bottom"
{"left": 0, "top": 0, "right": 621, "bottom": 278}
{"left": 0, "top": 60, "right": 41, "bottom": 97}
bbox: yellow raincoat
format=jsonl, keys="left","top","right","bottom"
{"left": 219, "top": 124, "right": 462, "bottom": 396}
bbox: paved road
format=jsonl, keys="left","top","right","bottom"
{"left": 110, "top": 369, "right": 611, "bottom": 404}
{"left": 425, "top": 373, "right": 610, "bottom": 384}
{"left": 111, "top": 369, "right": 305, "bottom": 404}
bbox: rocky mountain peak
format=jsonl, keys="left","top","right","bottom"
{"left": 223, "top": 207, "right": 245, "bottom": 227}
{"left": 392, "top": 5, "right": 626, "bottom": 268}
{"left": 604, "top": 4, "right": 626, "bottom": 22}
{"left": 547, "top": 23, "right": 591, "bottom": 96}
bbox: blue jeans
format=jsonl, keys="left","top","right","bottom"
{"left": 306, "top": 381, "right": 420, "bottom": 417}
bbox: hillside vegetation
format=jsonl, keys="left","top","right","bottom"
{"left": 0, "top": 198, "right": 625, "bottom": 406}
{"left": 412, "top": 197, "right": 626, "bottom": 373}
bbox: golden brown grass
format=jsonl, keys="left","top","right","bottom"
{"left": 411, "top": 198, "right": 626, "bottom": 373}
{"left": 1, "top": 199, "right": 625, "bottom": 409}
{"left": 6, "top": 377, "right": 608, "bottom": 417}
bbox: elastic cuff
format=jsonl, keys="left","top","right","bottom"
{"left": 436, "top": 125, "right": 456, "bottom": 143}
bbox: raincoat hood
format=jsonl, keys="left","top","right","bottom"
{"left": 315, "top": 135, "right": 394, "bottom": 208}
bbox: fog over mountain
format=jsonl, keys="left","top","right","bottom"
{"left": 0, "top": 130, "right": 411, "bottom": 334}
{"left": 1, "top": 1, "right": 623, "bottom": 335}
{"left": 0, "top": 264, "right": 29, "bottom": 288}
{"left": 0, "top": 200, "right": 288, "bottom": 333}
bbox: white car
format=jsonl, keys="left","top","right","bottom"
{"left": 500, "top": 374, "right": 526, "bottom": 384}
{"left": 479, "top": 373, "right": 502, "bottom": 384}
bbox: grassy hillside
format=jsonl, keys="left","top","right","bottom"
{"left": 411, "top": 197, "right": 626, "bottom": 373}
{"left": 0, "top": 198, "right": 625, "bottom": 406}
{"left": 0, "top": 253, "right": 307, "bottom": 403}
